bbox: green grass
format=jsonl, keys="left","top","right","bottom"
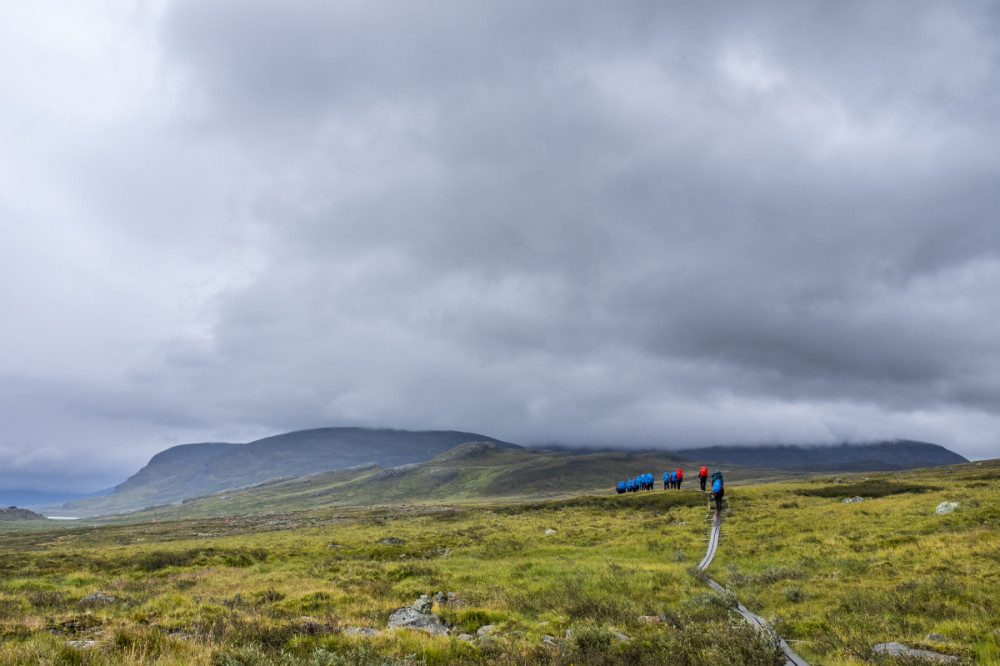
{"left": 2, "top": 459, "right": 998, "bottom": 664}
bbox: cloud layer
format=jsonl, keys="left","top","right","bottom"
{"left": 2, "top": 1, "right": 999, "bottom": 490}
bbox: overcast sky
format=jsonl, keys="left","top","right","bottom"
{"left": 2, "top": 1, "right": 998, "bottom": 493}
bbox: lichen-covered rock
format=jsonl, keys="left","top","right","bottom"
{"left": 344, "top": 627, "right": 380, "bottom": 636}
{"left": 413, "top": 594, "right": 433, "bottom": 614}
{"left": 80, "top": 593, "right": 117, "bottom": 607}
{"left": 935, "top": 502, "right": 960, "bottom": 515}
{"left": 387, "top": 603, "right": 448, "bottom": 636}
{"left": 477, "top": 624, "right": 497, "bottom": 637}
{"left": 872, "top": 642, "right": 958, "bottom": 663}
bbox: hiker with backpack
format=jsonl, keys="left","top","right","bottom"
{"left": 699, "top": 466, "right": 708, "bottom": 491}
{"left": 663, "top": 471, "right": 669, "bottom": 490}
{"left": 711, "top": 472, "right": 724, "bottom": 512}
{"left": 675, "top": 467, "right": 684, "bottom": 489}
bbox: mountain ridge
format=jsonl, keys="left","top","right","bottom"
{"left": 39, "top": 428, "right": 519, "bottom": 517}
{"left": 675, "top": 439, "right": 966, "bottom": 469}
{"left": 32, "top": 431, "right": 968, "bottom": 518}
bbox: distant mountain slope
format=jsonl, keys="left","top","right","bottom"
{"left": 676, "top": 440, "right": 967, "bottom": 471}
{"left": 118, "top": 442, "right": 790, "bottom": 521}
{"left": 40, "top": 428, "right": 519, "bottom": 517}
{"left": 0, "top": 506, "right": 48, "bottom": 521}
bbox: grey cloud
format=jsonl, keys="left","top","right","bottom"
{"left": 2, "top": 1, "right": 999, "bottom": 494}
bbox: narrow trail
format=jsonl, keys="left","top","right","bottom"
{"left": 696, "top": 500, "right": 810, "bottom": 666}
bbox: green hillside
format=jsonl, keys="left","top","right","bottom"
{"left": 101, "top": 443, "right": 791, "bottom": 522}
{"left": 41, "top": 429, "right": 521, "bottom": 518}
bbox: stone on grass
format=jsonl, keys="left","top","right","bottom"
{"left": 477, "top": 624, "right": 497, "bottom": 637}
{"left": 413, "top": 594, "right": 433, "bottom": 614}
{"left": 456, "top": 633, "right": 475, "bottom": 641}
{"left": 545, "top": 528, "right": 557, "bottom": 535}
{"left": 935, "top": 502, "right": 960, "bottom": 515}
{"left": 872, "top": 642, "right": 957, "bottom": 663}
{"left": 542, "top": 634, "right": 559, "bottom": 647}
{"left": 378, "top": 536, "right": 404, "bottom": 544}
{"left": 841, "top": 496, "right": 864, "bottom": 503}
{"left": 926, "top": 633, "right": 947, "bottom": 642}
{"left": 639, "top": 615, "right": 662, "bottom": 623}
{"left": 387, "top": 598, "right": 448, "bottom": 636}
{"left": 80, "top": 593, "right": 117, "bottom": 607}
{"left": 344, "top": 627, "right": 380, "bottom": 636}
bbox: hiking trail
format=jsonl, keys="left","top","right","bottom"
{"left": 696, "top": 500, "right": 810, "bottom": 666}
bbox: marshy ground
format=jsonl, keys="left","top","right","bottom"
{"left": 1, "top": 460, "right": 998, "bottom": 664}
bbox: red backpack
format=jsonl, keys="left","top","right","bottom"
{"left": 699, "top": 466, "right": 707, "bottom": 477}
{"left": 676, "top": 467, "right": 683, "bottom": 480}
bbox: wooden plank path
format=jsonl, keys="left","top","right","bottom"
{"left": 696, "top": 501, "right": 810, "bottom": 666}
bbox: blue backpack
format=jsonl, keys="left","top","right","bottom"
{"left": 712, "top": 479, "right": 722, "bottom": 493}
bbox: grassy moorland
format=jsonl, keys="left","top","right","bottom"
{"left": 1, "top": 459, "right": 998, "bottom": 665}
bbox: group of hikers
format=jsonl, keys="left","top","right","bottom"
{"left": 617, "top": 473, "right": 656, "bottom": 493}
{"left": 615, "top": 466, "right": 726, "bottom": 511}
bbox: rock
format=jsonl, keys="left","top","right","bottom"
{"left": 456, "top": 633, "right": 475, "bottom": 641}
{"left": 297, "top": 617, "right": 329, "bottom": 634}
{"left": 413, "top": 595, "right": 433, "bottom": 614}
{"left": 477, "top": 624, "right": 497, "bottom": 637}
{"left": 542, "top": 634, "right": 559, "bottom": 647}
{"left": 564, "top": 628, "right": 573, "bottom": 639}
{"left": 935, "top": 502, "right": 960, "bottom": 515}
{"left": 842, "top": 496, "right": 864, "bottom": 503}
{"left": 433, "top": 591, "right": 447, "bottom": 604}
{"left": 80, "top": 593, "right": 117, "bottom": 607}
{"left": 614, "top": 631, "right": 630, "bottom": 642}
{"left": 344, "top": 627, "right": 380, "bottom": 636}
{"left": 926, "top": 633, "right": 947, "bottom": 642}
{"left": 66, "top": 640, "right": 96, "bottom": 649}
{"left": 638, "top": 615, "right": 662, "bottom": 623}
{"left": 378, "top": 537, "right": 405, "bottom": 544}
{"left": 872, "top": 642, "right": 958, "bottom": 663}
{"left": 545, "top": 529, "right": 557, "bottom": 535}
{"left": 387, "top": 605, "right": 448, "bottom": 636}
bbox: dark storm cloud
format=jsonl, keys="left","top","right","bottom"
{"left": 148, "top": 0, "right": 1000, "bottom": 457}
{"left": 1, "top": 1, "right": 999, "bottom": 492}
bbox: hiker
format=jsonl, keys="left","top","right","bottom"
{"left": 699, "top": 466, "right": 708, "bottom": 491}
{"left": 616, "top": 480, "right": 626, "bottom": 494}
{"left": 675, "top": 467, "right": 684, "bottom": 489}
{"left": 669, "top": 470, "right": 677, "bottom": 489}
{"left": 663, "top": 471, "right": 669, "bottom": 490}
{"left": 711, "top": 477, "right": 724, "bottom": 512}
